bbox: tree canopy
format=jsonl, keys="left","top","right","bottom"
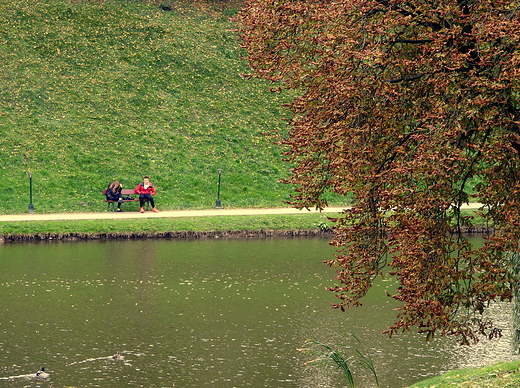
{"left": 238, "top": 0, "right": 520, "bottom": 344}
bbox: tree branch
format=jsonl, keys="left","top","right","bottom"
{"left": 388, "top": 73, "right": 426, "bottom": 83}
{"left": 392, "top": 39, "right": 433, "bottom": 44}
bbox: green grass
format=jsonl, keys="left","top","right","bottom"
{"left": 0, "top": 209, "right": 488, "bottom": 239}
{"left": 0, "top": 213, "right": 334, "bottom": 237}
{"left": 408, "top": 360, "right": 520, "bottom": 388}
{"left": 0, "top": 0, "right": 320, "bottom": 214}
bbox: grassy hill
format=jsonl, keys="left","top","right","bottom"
{"left": 0, "top": 0, "right": 298, "bottom": 214}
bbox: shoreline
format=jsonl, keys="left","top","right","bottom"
{"left": 0, "top": 226, "right": 492, "bottom": 243}
{"left": 0, "top": 203, "right": 490, "bottom": 242}
{"left": 0, "top": 228, "right": 334, "bottom": 242}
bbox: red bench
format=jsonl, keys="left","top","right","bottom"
{"left": 101, "top": 189, "right": 149, "bottom": 211}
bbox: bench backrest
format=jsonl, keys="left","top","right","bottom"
{"left": 102, "top": 189, "right": 138, "bottom": 195}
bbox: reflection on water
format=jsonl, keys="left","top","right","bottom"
{"left": 0, "top": 237, "right": 517, "bottom": 387}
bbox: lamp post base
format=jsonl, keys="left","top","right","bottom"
{"left": 215, "top": 199, "right": 223, "bottom": 209}
{"left": 28, "top": 204, "right": 35, "bottom": 214}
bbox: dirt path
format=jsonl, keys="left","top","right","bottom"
{"left": 0, "top": 203, "right": 483, "bottom": 222}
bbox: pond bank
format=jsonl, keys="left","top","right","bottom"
{"left": 0, "top": 228, "right": 333, "bottom": 242}
{"left": 0, "top": 204, "right": 489, "bottom": 242}
{"left": 0, "top": 225, "right": 492, "bottom": 243}
{"left": 0, "top": 212, "right": 338, "bottom": 242}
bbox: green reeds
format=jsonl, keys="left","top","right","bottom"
{"left": 300, "top": 335, "right": 379, "bottom": 388}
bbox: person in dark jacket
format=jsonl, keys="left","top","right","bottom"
{"left": 106, "top": 180, "right": 124, "bottom": 212}
{"left": 135, "top": 176, "right": 159, "bottom": 213}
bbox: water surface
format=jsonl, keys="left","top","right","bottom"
{"left": 0, "top": 237, "right": 517, "bottom": 387}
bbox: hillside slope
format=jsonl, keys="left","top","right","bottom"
{"left": 0, "top": 0, "right": 293, "bottom": 213}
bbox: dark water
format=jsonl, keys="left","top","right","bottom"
{"left": 0, "top": 237, "right": 517, "bottom": 387}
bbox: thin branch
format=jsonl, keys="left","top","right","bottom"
{"left": 388, "top": 73, "right": 426, "bottom": 83}
{"left": 392, "top": 39, "right": 433, "bottom": 44}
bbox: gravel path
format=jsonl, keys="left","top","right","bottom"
{"left": 0, "top": 203, "right": 483, "bottom": 222}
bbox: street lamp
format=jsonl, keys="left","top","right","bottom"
{"left": 215, "top": 168, "right": 223, "bottom": 209}
{"left": 28, "top": 173, "right": 35, "bottom": 213}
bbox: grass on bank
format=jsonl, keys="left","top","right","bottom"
{"left": 0, "top": 213, "right": 334, "bottom": 238}
{"left": 408, "top": 360, "right": 520, "bottom": 388}
{"left": 0, "top": 209, "right": 490, "bottom": 238}
{"left": 0, "top": 209, "right": 490, "bottom": 239}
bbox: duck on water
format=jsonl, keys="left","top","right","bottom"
{"left": 0, "top": 367, "right": 50, "bottom": 380}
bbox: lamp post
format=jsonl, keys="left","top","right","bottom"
{"left": 28, "top": 173, "right": 35, "bottom": 213}
{"left": 215, "top": 168, "right": 223, "bottom": 209}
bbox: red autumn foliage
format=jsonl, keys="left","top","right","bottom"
{"left": 238, "top": 0, "right": 520, "bottom": 344}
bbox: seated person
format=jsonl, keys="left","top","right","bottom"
{"left": 106, "top": 180, "right": 123, "bottom": 212}
{"left": 135, "top": 176, "right": 159, "bottom": 213}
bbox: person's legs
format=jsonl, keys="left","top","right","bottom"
{"left": 140, "top": 194, "right": 156, "bottom": 212}
{"left": 144, "top": 194, "right": 159, "bottom": 212}
{"left": 116, "top": 193, "right": 123, "bottom": 211}
{"left": 107, "top": 194, "right": 123, "bottom": 211}
{"left": 139, "top": 194, "right": 146, "bottom": 212}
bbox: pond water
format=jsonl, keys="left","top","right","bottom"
{"left": 0, "top": 236, "right": 517, "bottom": 388}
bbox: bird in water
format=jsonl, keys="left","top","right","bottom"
{"left": 112, "top": 351, "right": 124, "bottom": 360}
{"left": 36, "top": 367, "right": 49, "bottom": 378}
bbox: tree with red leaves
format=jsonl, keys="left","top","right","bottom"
{"left": 238, "top": 0, "right": 520, "bottom": 344}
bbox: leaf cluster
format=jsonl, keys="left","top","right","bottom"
{"left": 238, "top": 0, "right": 520, "bottom": 343}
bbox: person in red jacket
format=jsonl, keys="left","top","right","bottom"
{"left": 135, "top": 176, "right": 159, "bottom": 213}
